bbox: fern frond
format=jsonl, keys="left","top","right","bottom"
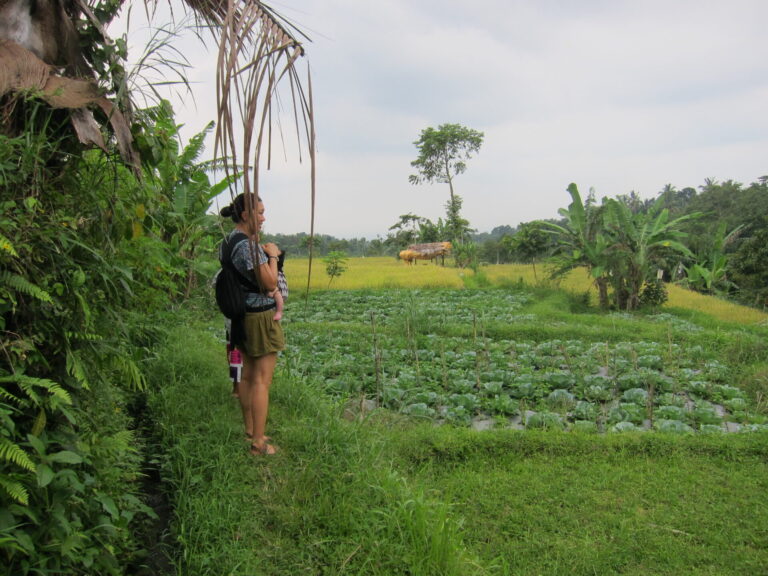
{"left": 0, "top": 233, "right": 18, "bottom": 257}
{"left": 96, "top": 429, "right": 138, "bottom": 456}
{"left": 66, "top": 350, "right": 91, "bottom": 390}
{"left": 73, "top": 290, "right": 93, "bottom": 328}
{"left": 46, "top": 383, "right": 72, "bottom": 406}
{"left": 0, "top": 270, "right": 52, "bottom": 303}
{"left": 31, "top": 408, "right": 46, "bottom": 436}
{"left": 0, "top": 374, "right": 72, "bottom": 407}
{"left": 0, "top": 437, "right": 36, "bottom": 472}
{"left": 0, "top": 476, "right": 30, "bottom": 505}
{"left": 113, "top": 356, "right": 147, "bottom": 392}
{"left": 0, "top": 387, "right": 25, "bottom": 407}
{"left": 65, "top": 331, "right": 103, "bottom": 342}
{"left": 178, "top": 121, "right": 214, "bottom": 169}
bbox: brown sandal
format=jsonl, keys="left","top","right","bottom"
{"left": 250, "top": 442, "right": 278, "bottom": 456}
{"left": 245, "top": 433, "right": 271, "bottom": 442}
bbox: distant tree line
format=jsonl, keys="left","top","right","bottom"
{"left": 261, "top": 232, "right": 392, "bottom": 258}
{"left": 264, "top": 175, "right": 768, "bottom": 310}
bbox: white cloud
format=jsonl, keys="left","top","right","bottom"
{"left": 113, "top": 0, "right": 768, "bottom": 238}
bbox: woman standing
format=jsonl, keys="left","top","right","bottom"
{"left": 220, "top": 193, "right": 284, "bottom": 455}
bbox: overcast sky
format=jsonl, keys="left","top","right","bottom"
{"left": 114, "top": 0, "right": 768, "bottom": 239}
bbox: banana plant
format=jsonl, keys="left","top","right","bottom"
{"left": 685, "top": 222, "right": 744, "bottom": 295}
{"left": 603, "top": 197, "right": 700, "bottom": 310}
{"left": 136, "top": 103, "right": 242, "bottom": 296}
{"left": 542, "top": 183, "right": 613, "bottom": 308}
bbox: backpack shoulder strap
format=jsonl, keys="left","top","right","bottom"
{"left": 220, "top": 232, "right": 261, "bottom": 292}
{"left": 220, "top": 231, "right": 248, "bottom": 264}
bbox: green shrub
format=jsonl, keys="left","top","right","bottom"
{"left": 639, "top": 279, "right": 669, "bottom": 308}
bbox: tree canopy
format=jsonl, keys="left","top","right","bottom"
{"left": 409, "top": 123, "right": 483, "bottom": 248}
{"left": 409, "top": 123, "right": 484, "bottom": 203}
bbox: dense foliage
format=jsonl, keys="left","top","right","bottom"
{"left": 675, "top": 178, "right": 768, "bottom": 307}
{"left": 0, "top": 98, "right": 219, "bottom": 574}
{"left": 0, "top": 0, "right": 308, "bottom": 572}
{"left": 542, "top": 183, "right": 698, "bottom": 311}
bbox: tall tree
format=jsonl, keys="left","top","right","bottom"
{"left": 730, "top": 227, "right": 768, "bottom": 307}
{"left": 657, "top": 184, "right": 696, "bottom": 216}
{"left": 409, "top": 123, "right": 483, "bottom": 244}
{"left": 444, "top": 195, "right": 474, "bottom": 244}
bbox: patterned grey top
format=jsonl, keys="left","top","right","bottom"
{"left": 229, "top": 232, "right": 276, "bottom": 309}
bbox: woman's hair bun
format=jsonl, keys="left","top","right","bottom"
{"left": 220, "top": 193, "right": 259, "bottom": 223}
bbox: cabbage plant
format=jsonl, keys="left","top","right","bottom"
{"left": 525, "top": 412, "right": 565, "bottom": 430}
{"left": 547, "top": 389, "right": 576, "bottom": 411}
{"left": 654, "top": 419, "right": 694, "bottom": 433}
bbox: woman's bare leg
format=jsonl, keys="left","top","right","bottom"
{"left": 250, "top": 352, "right": 278, "bottom": 452}
{"left": 238, "top": 356, "right": 255, "bottom": 438}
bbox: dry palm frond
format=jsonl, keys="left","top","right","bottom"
{"left": 183, "top": 0, "right": 316, "bottom": 295}
{"left": 0, "top": 40, "right": 139, "bottom": 170}
{"left": 183, "top": 0, "right": 315, "bottom": 241}
{"left": 123, "top": 17, "right": 194, "bottom": 112}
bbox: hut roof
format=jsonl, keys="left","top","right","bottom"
{"left": 407, "top": 242, "right": 451, "bottom": 256}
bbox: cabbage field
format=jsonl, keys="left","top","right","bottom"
{"left": 284, "top": 288, "right": 767, "bottom": 434}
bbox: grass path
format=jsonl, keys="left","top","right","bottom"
{"left": 147, "top": 318, "right": 483, "bottom": 574}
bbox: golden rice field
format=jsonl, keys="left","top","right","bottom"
{"left": 284, "top": 256, "right": 768, "bottom": 326}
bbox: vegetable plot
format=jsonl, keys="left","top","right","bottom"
{"left": 284, "top": 289, "right": 767, "bottom": 433}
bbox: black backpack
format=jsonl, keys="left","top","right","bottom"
{"left": 215, "top": 232, "right": 260, "bottom": 320}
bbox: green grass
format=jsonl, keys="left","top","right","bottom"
{"left": 144, "top": 278, "right": 768, "bottom": 574}
{"left": 145, "top": 316, "right": 483, "bottom": 575}
{"left": 394, "top": 427, "right": 768, "bottom": 575}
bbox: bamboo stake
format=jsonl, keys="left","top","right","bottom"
{"left": 370, "top": 312, "right": 382, "bottom": 402}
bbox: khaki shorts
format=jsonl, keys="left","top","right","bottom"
{"left": 239, "top": 310, "right": 285, "bottom": 357}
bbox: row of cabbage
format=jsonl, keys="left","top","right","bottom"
{"left": 284, "top": 291, "right": 766, "bottom": 433}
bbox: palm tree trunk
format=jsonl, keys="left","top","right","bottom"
{"left": 596, "top": 277, "right": 609, "bottom": 309}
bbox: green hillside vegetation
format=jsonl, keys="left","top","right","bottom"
{"left": 268, "top": 177, "right": 768, "bottom": 311}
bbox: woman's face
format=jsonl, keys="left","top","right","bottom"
{"left": 240, "top": 201, "right": 266, "bottom": 230}
{"left": 256, "top": 202, "right": 266, "bottom": 230}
